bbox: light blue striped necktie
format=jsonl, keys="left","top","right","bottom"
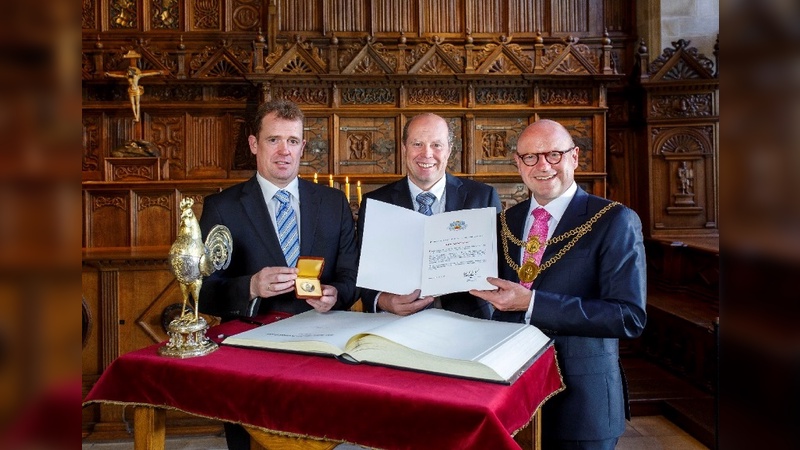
{"left": 416, "top": 192, "right": 435, "bottom": 216}
{"left": 274, "top": 190, "right": 299, "bottom": 268}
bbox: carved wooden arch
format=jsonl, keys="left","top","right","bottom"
{"left": 406, "top": 38, "right": 465, "bottom": 74}
{"left": 652, "top": 126, "right": 713, "bottom": 156}
{"left": 640, "top": 38, "right": 717, "bottom": 82}
{"left": 265, "top": 39, "right": 327, "bottom": 74}
{"left": 191, "top": 42, "right": 252, "bottom": 78}
{"left": 540, "top": 37, "right": 602, "bottom": 75}
{"left": 339, "top": 41, "right": 397, "bottom": 74}
{"left": 473, "top": 40, "right": 533, "bottom": 74}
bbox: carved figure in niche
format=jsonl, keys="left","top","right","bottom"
{"left": 481, "top": 132, "right": 507, "bottom": 158}
{"left": 493, "top": 134, "right": 507, "bottom": 157}
{"left": 105, "top": 52, "right": 167, "bottom": 122}
{"left": 677, "top": 161, "right": 694, "bottom": 194}
{"left": 348, "top": 133, "right": 371, "bottom": 160}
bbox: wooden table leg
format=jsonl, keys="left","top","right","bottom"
{"left": 134, "top": 406, "right": 166, "bottom": 450}
{"left": 513, "top": 410, "right": 542, "bottom": 450}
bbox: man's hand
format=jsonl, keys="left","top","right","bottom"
{"left": 306, "top": 284, "right": 338, "bottom": 313}
{"left": 469, "top": 277, "right": 532, "bottom": 311}
{"left": 250, "top": 267, "right": 299, "bottom": 298}
{"left": 377, "top": 289, "right": 434, "bottom": 316}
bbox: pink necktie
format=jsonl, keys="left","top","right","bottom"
{"left": 520, "top": 207, "right": 551, "bottom": 289}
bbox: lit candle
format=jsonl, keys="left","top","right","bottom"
{"left": 329, "top": 174, "right": 334, "bottom": 188}
{"left": 345, "top": 176, "right": 350, "bottom": 200}
{"left": 357, "top": 180, "right": 362, "bottom": 205}
{"left": 313, "top": 172, "right": 318, "bottom": 183}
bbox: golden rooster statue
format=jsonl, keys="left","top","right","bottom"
{"left": 159, "top": 197, "right": 232, "bottom": 358}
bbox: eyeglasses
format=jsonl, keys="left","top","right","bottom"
{"left": 515, "top": 148, "right": 575, "bottom": 166}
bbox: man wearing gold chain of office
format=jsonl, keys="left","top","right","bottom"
{"left": 470, "top": 119, "right": 647, "bottom": 450}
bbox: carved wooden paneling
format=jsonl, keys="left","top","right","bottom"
{"left": 337, "top": 116, "right": 398, "bottom": 175}
{"left": 474, "top": 116, "right": 528, "bottom": 174}
{"left": 327, "top": 0, "right": 367, "bottom": 33}
{"left": 133, "top": 191, "right": 175, "bottom": 246}
{"left": 87, "top": 192, "right": 130, "bottom": 247}
{"left": 279, "top": 0, "right": 321, "bottom": 33}
{"left": 638, "top": 39, "right": 719, "bottom": 237}
{"left": 145, "top": 115, "right": 186, "bottom": 179}
{"left": 300, "top": 116, "right": 331, "bottom": 175}
{"left": 468, "top": 1, "right": 504, "bottom": 34}
{"left": 552, "top": 0, "right": 590, "bottom": 33}
{"left": 83, "top": 114, "right": 103, "bottom": 180}
{"left": 421, "top": 0, "right": 463, "bottom": 34}
{"left": 231, "top": 0, "right": 262, "bottom": 32}
{"left": 189, "top": 0, "right": 222, "bottom": 31}
{"left": 188, "top": 116, "right": 228, "bottom": 178}
{"left": 108, "top": 0, "right": 137, "bottom": 29}
{"left": 495, "top": 182, "right": 530, "bottom": 210}
{"left": 373, "top": 0, "right": 417, "bottom": 33}
{"left": 509, "top": 0, "right": 543, "bottom": 35}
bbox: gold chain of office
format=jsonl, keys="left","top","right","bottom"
{"left": 500, "top": 202, "right": 621, "bottom": 283}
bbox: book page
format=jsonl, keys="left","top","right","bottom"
{"left": 221, "top": 310, "right": 400, "bottom": 356}
{"left": 357, "top": 199, "right": 426, "bottom": 295}
{"left": 420, "top": 207, "right": 497, "bottom": 296}
{"left": 346, "top": 309, "right": 549, "bottom": 383}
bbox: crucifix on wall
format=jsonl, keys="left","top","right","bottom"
{"left": 105, "top": 50, "right": 168, "bottom": 122}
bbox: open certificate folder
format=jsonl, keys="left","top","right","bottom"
{"left": 357, "top": 199, "right": 498, "bottom": 297}
{"left": 222, "top": 309, "right": 553, "bottom": 384}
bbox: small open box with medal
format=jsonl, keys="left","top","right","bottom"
{"left": 295, "top": 256, "right": 324, "bottom": 299}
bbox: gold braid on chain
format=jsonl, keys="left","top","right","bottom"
{"left": 500, "top": 202, "right": 621, "bottom": 283}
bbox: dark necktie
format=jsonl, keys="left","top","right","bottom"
{"left": 416, "top": 192, "right": 435, "bottom": 216}
{"left": 274, "top": 190, "right": 299, "bottom": 268}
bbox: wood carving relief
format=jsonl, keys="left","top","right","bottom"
{"left": 109, "top": 0, "right": 136, "bottom": 29}
{"left": 475, "top": 117, "right": 527, "bottom": 173}
{"left": 83, "top": 116, "right": 101, "bottom": 173}
{"left": 650, "top": 93, "right": 713, "bottom": 119}
{"left": 338, "top": 118, "right": 396, "bottom": 174}
{"left": 474, "top": 86, "right": 529, "bottom": 105}
{"left": 232, "top": 0, "right": 262, "bottom": 31}
{"left": 301, "top": 117, "right": 330, "bottom": 174}
{"left": 151, "top": 0, "right": 180, "bottom": 29}
{"left": 191, "top": 0, "right": 221, "bottom": 30}
{"left": 540, "top": 87, "right": 591, "bottom": 105}
{"left": 340, "top": 87, "right": 396, "bottom": 105}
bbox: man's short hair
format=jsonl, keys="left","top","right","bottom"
{"left": 252, "top": 99, "right": 305, "bottom": 137}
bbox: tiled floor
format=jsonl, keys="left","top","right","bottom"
{"left": 82, "top": 415, "right": 709, "bottom": 449}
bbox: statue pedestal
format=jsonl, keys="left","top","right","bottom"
{"left": 158, "top": 316, "right": 218, "bottom": 358}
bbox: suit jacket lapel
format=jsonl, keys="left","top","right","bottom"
{"left": 298, "top": 179, "right": 320, "bottom": 255}
{"left": 532, "top": 187, "right": 589, "bottom": 288}
{"left": 390, "top": 179, "right": 415, "bottom": 211}
{"left": 505, "top": 199, "right": 531, "bottom": 280}
{"left": 240, "top": 176, "right": 282, "bottom": 255}
{"left": 444, "top": 173, "right": 465, "bottom": 212}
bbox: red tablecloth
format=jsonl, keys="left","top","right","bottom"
{"left": 83, "top": 316, "right": 564, "bottom": 450}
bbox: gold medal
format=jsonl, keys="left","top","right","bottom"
{"left": 517, "top": 261, "right": 539, "bottom": 283}
{"left": 525, "top": 237, "right": 541, "bottom": 254}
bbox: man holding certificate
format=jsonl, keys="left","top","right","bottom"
{"left": 356, "top": 113, "right": 501, "bottom": 318}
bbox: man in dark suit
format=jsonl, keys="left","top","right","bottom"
{"left": 470, "top": 119, "right": 647, "bottom": 450}
{"left": 198, "top": 99, "right": 358, "bottom": 450}
{"left": 357, "top": 113, "right": 501, "bottom": 318}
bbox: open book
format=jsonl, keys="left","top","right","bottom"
{"left": 221, "top": 309, "right": 552, "bottom": 384}
{"left": 357, "top": 199, "right": 498, "bottom": 297}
